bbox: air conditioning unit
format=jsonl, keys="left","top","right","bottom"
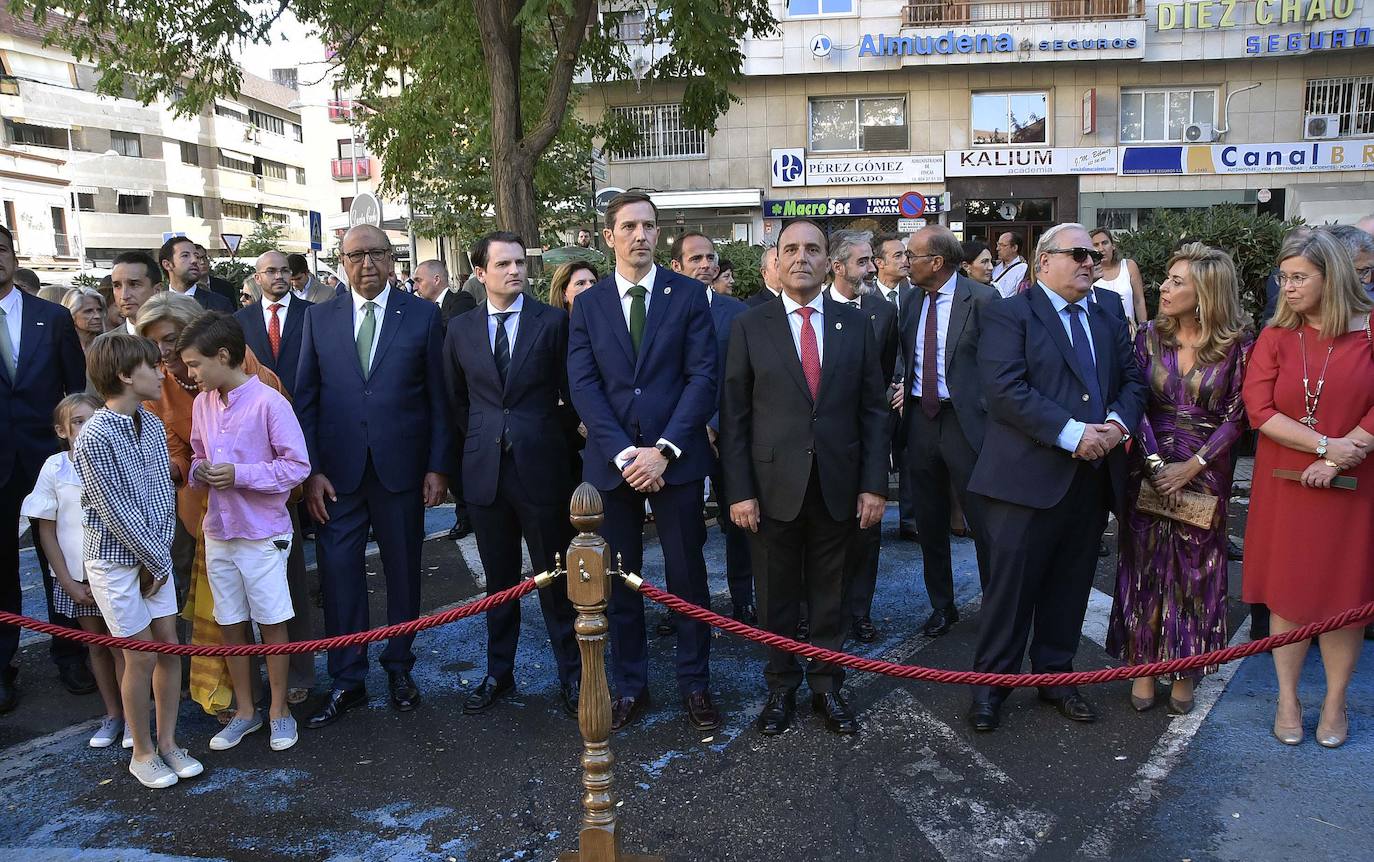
{"left": 243, "top": 125, "right": 260, "bottom": 143}
{"left": 1183, "top": 122, "right": 1216, "bottom": 143}
{"left": 1304, "top": 114, "right": 1342, "bottom": 140}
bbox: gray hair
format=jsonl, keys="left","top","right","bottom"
{"left": 1035, "top": 222, "right": 1090, "bottom": 259}
{"left": 61, "top": 286, "right": 105, "bottom": 316}
{"left": 1323, "top": 224, "right": 1374, "bottom": 259}
{"left": 829, "top": 229, "right": 873, "bottom": 267}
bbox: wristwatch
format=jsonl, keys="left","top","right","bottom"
{"left": 655, "top": 442, "right": 678, "bottom": 462}
{"left": 1315, "top": 435, "right": 1329, "bottom": 458}
{"left": 1145, "top": 454, "right": 1165, "bottom": 474}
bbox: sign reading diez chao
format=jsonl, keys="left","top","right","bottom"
{"left": 1120, "top": 140, "right": 1374, "bottom": 175}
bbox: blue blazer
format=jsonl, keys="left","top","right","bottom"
{"left": 235, "top": 297, "right": 313, "bottom": 398}
{"left": 294, "top": 288, "right": 451, "bottom": 496}
{"left": 968, "top": 283, "right": 1146, "bottom": 513}
{"left": 707, "top": 290, "right": 748, "bottom": 432}
{"left": 567, "top": 266, "right": 718, "bottom": 491}
{"left": 0, "top": 291, "right": 86, "bottom": 488}
{"left": 443, "top": 298, "right": 572, "bottom": 507}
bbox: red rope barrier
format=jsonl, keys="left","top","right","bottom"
{"left": 629, "top": 577, "right": 1374, "bottom": 688}
{"left": 0, "top": 577, "right": 541, "bottom": 656}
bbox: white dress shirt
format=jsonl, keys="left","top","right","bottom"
{"left": 781, "top": 290, "right": 826, "bottom": 367}
{"left": 486, "top": 292, "right": 524, "bottom": 354}
{"left": 0, "top": 286, "right": 23, "bottom": 363}
{"left": 262, "top": 290, "right": 293, "bottom": 333}
{"left": 877, "top": 279, "right": 902, "bottom": 312}
{"left": 827, "top": 285, "right": 861, "bottom": 308}
{"left": 613, "top": 265, "right": 657, "bottom": 331}
{"left": 171, "top": 283, "right": 199, "bottom": 299}
{"left": 1036, "top": 283, "right": 1125, "bottom": 452}
{"left": 911, "top": 271, "right": 956, "bottom": 401}
{"left": 351, "top": 285, "right": 392, "bottom": 370}
{"left": 992, "top": 257, "right": 1028, "bottom": 299}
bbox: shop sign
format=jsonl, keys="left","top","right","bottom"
{"left": 944, "top": 147, "right": 1117, "bottom": 177}
{"left": 1119, "top": 140, "right": 1374, "bottom": 175}
{"left": 770, "top": 149, "right": 944, "bottom": 187}
{"left": 858, "top": 31, "right": 1138, "bottom": 58}
{"left": 765, "top": 194, "right": 946, "bottom": 218}
{"left": 1245, "top": 27, "right": 1371, "bottom": 53}
{"left": 1156, "top": 0, "right": 1356, "bottom": 30}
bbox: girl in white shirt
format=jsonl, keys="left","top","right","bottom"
{"left": 22, "top": 393, "right": 127, "bottom": 749}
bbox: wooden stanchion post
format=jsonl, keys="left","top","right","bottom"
{"left": 558, "top": 483, "right": 662, "bottom": 862}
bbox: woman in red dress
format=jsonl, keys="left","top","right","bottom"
{"left": 1242, "top": 228, "right": 1374, "bottom": 750}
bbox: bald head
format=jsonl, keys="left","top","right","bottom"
{"left": 253, "top": 250, "right": 291, "bottom": 303}
{"left": 341, "top": 224, "right": 393, "bottom": 299}
{"left": 412, "top": 259, "right": 449, "bottom": 302}
{"left": 1357, "top": 214, "right": 1374, "bottom": 237}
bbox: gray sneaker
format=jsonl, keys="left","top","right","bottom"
{"left": 269, "top": 715, "right": 298, "bottom": 751}
{"left": 210, "top": 714, "right": 263, "bottom": 751}
{"left": 128, "top": 754, "right": 178, "bottom": 789}
{"left": 160, "top": 747, "right": 203, "bottom": 779}
{"left": 89, "top": 716, "right": 123, "bottom": 749}
{"left": 122, "top": 723, "right": 134, "bottom": 750}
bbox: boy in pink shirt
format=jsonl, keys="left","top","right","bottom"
{"left": 179, "top": 313, "right": 311, "bottom": 753}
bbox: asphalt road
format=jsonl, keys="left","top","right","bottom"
{"left": 1, "top": 493, "right": 1370, "bottom": 861}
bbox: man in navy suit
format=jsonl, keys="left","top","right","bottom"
{"left": 0, "top": 224, "right": 92, "bottom": 711}
{"left": 295, "top": 224, "right": 451, "bottom": 729}
{"left": 160, "top": 236, "right": 235, "bottom": 313}
{"left": 443, "top": 232, "right": 581, "bottom": 717}
{"left": 966, "top": 223, "right": 1146, "bottom": 732}
{"left": 746, "top": 246, "right": 782, "bottom": 307}
{"left": 669, "top": 232, "right": 754, "bottom": 622}
{"left": 567, "top": 192, "right": 720, "bottom": 732}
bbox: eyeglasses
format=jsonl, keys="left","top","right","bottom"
{"left": 341, "top": 249, "right": 392, "bottom": 264}
{"left": 1277, "top": 272, "right": 1318, "bottom": 287}
{"left": 256, "top": 267, "right": 291, "bottom": 277}
{"left": 908, "top": 253, "right": 939, "bottom": 262}
{"left": 1357, "top": 266, "right": 1373, "bottom": 283}
{"left": 1045, "top": 247, "right": 1104, "bottom": 265}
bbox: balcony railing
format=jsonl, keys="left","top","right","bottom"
{"left": 331, "top": 156, "right": 371, "bottom": 180}
{"left": 327, "top": 99, "right": 354, "bottom": 122}
{"left": 903, "top": 0, "right": 1143, "bottom": 25}
{"left": 54, "top": 232, "right": 70, "bottom": 257}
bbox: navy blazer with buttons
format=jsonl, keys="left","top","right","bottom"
{"left": 186, "top": 286, "right": 236, "bottom": 313}
{"left": 443, "top": 297, "right": 572, "bottom": 507}
{"left": 293, "top": 287, "right": 450, "bottom": 496}
{"left": 235, "top": 297, "right": 313, "bottom": 398}
{"left": 567, "top": 265, "right": 718, "bottom": 491}
{"left": 0, "top": 290, "right": 86, "bottom": 489}
{"left": 707, "top": 290, "right": 748, "bottom": 432}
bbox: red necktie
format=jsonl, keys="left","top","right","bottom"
{"left": 796, "top": 306, "right": 820, "bottom": 399}
{"left": 921, "top": 291, "right": 940, "bottom": 419}
{"left": 268, "top": 303, "right": 282, "bottom": 360}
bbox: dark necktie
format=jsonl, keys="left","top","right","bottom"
{"left": 1064, "top": 304, "right": 1105, "bottom": 422}
{"left": 920, "top": 292, "right": 940, "bottom": 419}
{"left": 493, "top": 311, "right": 514, "bottom": 384}
{"left": 628, "top": 285, "right": 647, "bottom": 355}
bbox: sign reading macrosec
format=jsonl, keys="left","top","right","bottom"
{"left": 765, "top": 195, "right": 947, "bottom": 218}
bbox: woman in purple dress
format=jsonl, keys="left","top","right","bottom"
{"left": 1107, "top": 243, "right": 1254, "bottom": 715}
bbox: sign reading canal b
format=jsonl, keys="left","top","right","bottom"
{"left": 1120, "top": 139, "right": 1374, "bottom": 175}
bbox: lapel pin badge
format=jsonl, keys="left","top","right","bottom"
{"left": 835, "top": 321, "right": 843, "bottom": 330}
{"left": 663, "top": 286, "right": 672, "bottom": 295}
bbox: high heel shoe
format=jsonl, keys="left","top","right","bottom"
{"left": 1316, "top": 706, "right": 1348, "bottom": 749}
{"left": 1272, "top": 701, "right": 1303, "bottom": 746}
{"left": 1130, "top": 692, "right": 1156, "bottom": 711}
{"left": 1167, "top": 696, "right": 1195, "bottom": 716}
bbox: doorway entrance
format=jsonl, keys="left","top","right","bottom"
{"left": 965, "top": 197, "right": 1055, "bottom": 256}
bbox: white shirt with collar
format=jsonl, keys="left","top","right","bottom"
{"left": 261, "top": 289, "right": 293, "bottom": 333}
{"left": 613, "top": 265, "right": 657, "bottom": 332}
{"left": 781, "top": 290, "right": 826, "bottom": 367}
{"left": 1036, "top": 283, "right": 1125, "bottom": 453}
{"left": 125, "top": 318, "right": 139, "bottom": 336}
{"left": 911, "top": 271, "right": 957, "bottom": 401}
{"left": 486, "top": 292, "right": 524, "bottom": 354}
{"left": 876, "top": 278, "right": 903, "bottom": 311}
{"left": 827, "top": 284, "right": 862, "bottom": 309}
{"left": 992, "top": 256, "right": 1028, "bottom": 299}
{"left": 171, "top": 283, "right": 198, "bottom": 299}
{"left": 0, "top": 286, "right": 23, "bottom": 363}
{"left": 351, "top": 284, "right": 392, "bottom": 370}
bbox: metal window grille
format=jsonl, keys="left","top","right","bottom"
{"left": 611, "top": 105, "right": 706, "bottom": 161}
{"left": 1305, "top": 76, "right": 1374, "bottom": 137}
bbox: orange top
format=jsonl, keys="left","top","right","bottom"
{"left": 143, "top": 348, "right": 288, "bottom": 535}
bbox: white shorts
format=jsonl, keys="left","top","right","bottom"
{"left": 84, "top": 559, "right": 179, "bottom": 639}
{"left": 204, "top": 534, "right": 295, "bottom": 626}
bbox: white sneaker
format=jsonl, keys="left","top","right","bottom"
{"left": 129, "top": 755, "right": 178, "bottom": 789}
{"left": 90, "top": 716, "right": 123, "bottom": 748}
{"left": 160, "top": 747, "right": 203, "bottom": 779}
{"left": 210, "top": 713, "right": 263, "bottom": 751}
{"left": 269, "top": 715, "right": 298, "bottom": 751}
{"left": 121, "top": 723, "right": 134, "bottom": 749}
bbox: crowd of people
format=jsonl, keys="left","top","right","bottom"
{"left": 0, "top": 197, "right": 1371, "bottom": 790}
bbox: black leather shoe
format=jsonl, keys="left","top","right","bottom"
{"left": 58, "top": 662, "right": 98, "bottom": 695}
{"left": 732, "top": 603, "right": 758, "bottom": 625}
{"left": 446, "top": 515, "right": 472, "bottom": 541}
{"left": 922, "top": 606, "right": 959, "bottom": 638}
{"left": 899, "top": 526, "right": 920, "bottom": 541}
{"left": 610, "top": 694, "right": 649, "bottom": 731}
{"left": 757, "top": 690, "right": 796, "bottom": 736}
{"left": 852, "top": 617, "right": 878, "bottom": 643}
{"left": 560, "top": 680, "right": 580, "bottom": 717}
{"left": 655, "top": 612, "right": 675, "bottom": 636}
{"left": 1040, "top": 691, "right": 1098, "bottom": 723}
{"left": 795, "top": 617, "right": 810, "bottom": 642}
{"left": 0, "top": 665, "right": 18, "bottom": 714}
{"left": 683, "top": 689, "right": 721, "bottom": 731}
{"left": 811, "top": 691, "right": 858, "bottom": 734}
{"left": 388, "top": 671, "right": 421, "bottom": 712}
{"left": 968, "top": 701, "right": 1000, "bottom": 731}
{"left": 306, "top": 686, "right": 367, "bottom": 729}
{"left": 463, "top": 675, "right": 513, "bottom": 714}
{"left": 1226, "top": 537, "right": 1244, "bottom": 561}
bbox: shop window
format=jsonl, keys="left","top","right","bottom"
{"left": 610, "top": 104, "right": 707, "bottom": 160}
{"left": 788, "top": 0, "right": 853, "bottom": 15}
{"left": 180, "top": 140, "right": 200, "bottom": 166}
{"left": 116, "top": 193, "right": 150, "bottom": 215}
{"left": 1119, "top": 87, "right": 1216, "bottom": 143}
{"left": 1304, "top": 76, "right": 1374, "bottom": 137}
{"left": 183, "top": 196, "right": 204, "bottom": 218}
{"left": 809, "top": 96, "right": 907, "bottom": 153}
{"left": 971, "top": 92, "right": 1048, "bottom": 146}
{"left": 76, "top": 192, "right": 96, "bottom": 212}
{"left": 110, "top": 131, "right": 142, "bottom": 158}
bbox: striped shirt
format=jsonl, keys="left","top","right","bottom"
{"left": 72, "top": 406, "right": 177, "bottom": 583}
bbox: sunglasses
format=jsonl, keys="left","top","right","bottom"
{"left": 1045, "top": 247, "right": 1104, "bottom": 265}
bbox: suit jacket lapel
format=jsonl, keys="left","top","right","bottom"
{"left": 281, "top": 301, "right": 305, "bottom": 354}
{"left": 818, "top": 296, "right": 845, "bottom": 402}
{"left": 599, "top": 284, "right": 636, "bottom": 370}
{"left": 763, "top": 299, "right": 813, "bottom": 404}
{"left": 335, "top": 296, "right": 367, "bottom": 383}
{"left": 1028, "top": 285, "right": 1091, "bottom": 391}
{"left": 504, "top": 302, "right": 541, "bottom": 396}
{"left": 634, "top": 266, "right": 671, "bottom": 378}
{"left": 14, "top": 293, "right": 48, "bottom": 387}
{"left": 368, "top": 291, "right": 406, "bottom": 375}
{"left": 945, "top": 282, "right": 973, "bottom": 378}
{"left": 1088, "top": 303, "right": 1114, "bottom": 400}
{"left": 466, "top": 305, "right": 501, "bottom": 393}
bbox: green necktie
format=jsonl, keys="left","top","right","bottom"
{"left": 356, "top": 300, "right": 377, "bottom": 377}
{"left": 0, "top": 305, "right": 15, "bottom": 380}
{"left": 628, "top": 285, "right": 647, "bottom": 355}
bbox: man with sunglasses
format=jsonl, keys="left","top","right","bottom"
{"left": 295, "top": 224, "right": 451, "bottom": 730}
{"left": 966, "top": 223, "right": 1145, "bottom": 732}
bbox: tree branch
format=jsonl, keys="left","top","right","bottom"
{"left": 522, "top": 0, "right": 595, "bottom": 155}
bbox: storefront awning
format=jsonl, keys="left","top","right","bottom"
{"left": 218, "top": 148, "right": 255, "bottom": 164}
{"left": 648, "top": 188, "right": 762, "bottom": 210}
{"left": 115, "top": 188, "right": 153, "bottom": 197}
{"left": 72, "top": 185, "right": 100, "bottom": 195}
